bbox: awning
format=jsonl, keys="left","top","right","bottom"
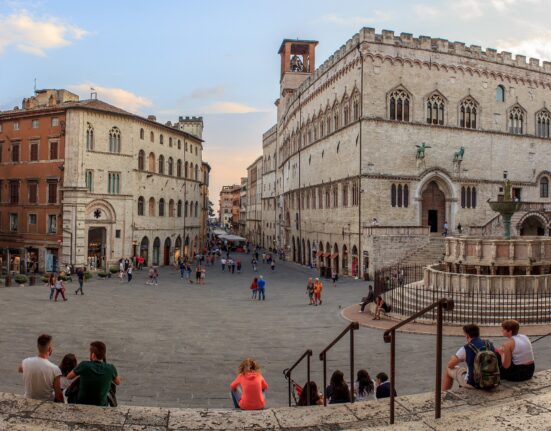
{"left": 322, "top": 252, "right": 330, "bottom": 257}
{"left": 330, "top": 253, "right": 339, "bottom": 258}
{"left": 316, "top": 251, "right": 323, "bottom": 257}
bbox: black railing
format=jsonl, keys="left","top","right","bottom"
{"left": 283, "top": 349, "right": 312, "bottom": 406}
{"left": 383, "top": 298, "right": 454, "bottom": 424}
{"left": 373, "top": 264, "right": 426, "bottom": 297}
{"left": 319, "top": 322, "right": 359, "bottom": 406}
{"left": 387, "top": 284, "right": 551, "bottom": 325}
{"left": 531, "top": 330, "right": 551, "bottom": 344}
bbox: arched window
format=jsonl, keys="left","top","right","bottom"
{"left": 150, "top": 131, "right": 154, "bottom": 142}
{"left": 353, "top": 98, "right": 360, "bottom": 121}
{"left": 177, "top": 200, "right": 182, "bottom": 217}
{"left": 496, "top": 85, "right": 505, "bottom": 102}
{"left": 472, "top": 187, "right": 477, "bottom": 208}
{"left": 536, "top": 110, "right": 551, "bottom": 138}
{"left": 177, "top": 139, "right": 181, "bottom": 149}
{"left": 189, "top": 163, "right": 194, "bottom": 179}
{"left": 158, "top": 155, "right": 165, "bottom": 174}
{"left": 426, "top": 93, "right": 445, "bottom": 125}
{"left": 167, "top": 157, "right": 174, "bottom": 176}
{"left": 342, "top": 183, "right": 349, "bottom": 207}
{"left": 169, "top": 199, "right": 175, "bottom": 217}
{"left": 325, "top": 187, "right": 330, "bottom": 208}
{"left": 86, "top": 123, "right": 94, "bottom": 150}
{"left": 460, "top": 97, "right": 478, "bottom": 129}
{"left": 137, "top": 196, "right": 144, "bottom": 215}
{"left": 326, "top": 117, "right": 331, "bottom": 134}
{"left": 177, "top": 159, "right": 182, "bottom": 177}
{"left": 148, "top": 152, "right": 155, "bottom": 172}
{"left": 461, "top": 185, "right": 477, "bottom": 208}
{"left": 109, "top": 127, "right": 121, "bottom": 153}
{"left": 333, "top": 185, "right": 338, "bottom": 208}
{"left": 160, "top": 134, "right": 164, "bottom": 145}
{"left": 343, "top": 106, "right": 349, "bottom": 126}
{"left": 158, "top": 198, "right": 165, "bottom": 216}
{"left": 541, "top": 177, "right": 549, "bottom": 198}
{"left": 138, "top": 150, "right": 145, "bottom": 171}
{"left": 509, "top": 106, "right": 524, "bottom": 135}
{"left": 169, "top": 137, "right": 173, "bottom": 147}
{"left": 195, "top": 202, "right": 198, "bottom": 217}
{"left": 389, "top": 88, "right": 410, "bottom": 122}
{"left": 185, "top": 200, "right": 189, "bottom": 217}
{"left": 140, "top": 128, "right": 144, "bottom": 139}
{"left": 194, "top": 164, "right": 198, "bottom": 180}
{"left": 391, "top": 184, "right": 397, "bottom": 207}
{"left": 461, "top": 186, "right": 466, "bottom": 208}
{"left": 148, "top": 197, "right": 155, "bottom": 216}
{"left": 333, "top": 109, "right": 339, "bottom": 130}
{"left": 466, "top": 187, "right": 472, "bottom": 208}
{"left": 185, "top": 161, "right": 189, "bottom": 178}
{"left": 404, "top": 185, "right": 409, "bottom": 207}
{"left": 397, "top": 184, "right": 403, "bottom": 207}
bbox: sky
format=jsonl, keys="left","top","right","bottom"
{"left": 1, "top": 0, "right": 551, "bottom": 208}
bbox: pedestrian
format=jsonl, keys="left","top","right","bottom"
{"left": 331, "top": 269, "right": 338, "bottom": 286}
{"left": 146, "top": 267, "right": 154, "bottom": 285}
{"left": 261, "top": 253, "right": 266, "bottom": 264}
{"left": 196, "top": 266, "right": 202, "bottom": 284}
{"left": 127, "top": 264, "right": 133, "bottom": 283}
{"left": 186, "top": 263, "right": 193, "bottom": 281}
{"left": 48, "top": 273, "right": 55, "bottom": 301}
{"left": 236, "top": 260, "right": 242, "bottom": 273}
{"left": 251, "top": 257, "right": 257, "bottom": 272}
{"left": 250, "top": 277, "right": 258, "bottom": 300}
{"left": 75, "top": 267, "right": 84, "bottom": 295}
{"left": 306, "top": 277, "right": 315, "bottom": 305}
{"left": 270, "top": 260, "right": 275, "bottom": 271}
{"left": 231, "top": 260, "right": 236, "bottom": 274}
{"left": 200, "top": 267, "right": 206, "bottom": 285}
{"left": 443, "top": 221, "right": 449, "bottom": 237}
{"left": 257, "top": 275, "right": 266, "bottom": 301}
{"left": 119, "top": 259, "right": 125, "bottom": 281}
{"left": 179, "top": 260, "right": 185, "bottom": 278}
{"left": 313, "top": 278, "right": 323, "bottom": 305}
{"left": 54, "top": 276, "right": 67, "bottom": 302}
{"left": 153, "top": 268, "right": 159, "bottom": 286}
{"left": 221, "top": 257, "right": 226, "bottom": 272}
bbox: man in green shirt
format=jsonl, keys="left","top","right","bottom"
{"left": 67, "top": 341, "right": 121, "bottom": 406}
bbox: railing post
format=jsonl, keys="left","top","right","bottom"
{"left": 288, "top": 370, "right": 292, "bottom": 407}
{"left": 307, "top": 353, "right": 311, "bottom": 406}
{"left": 435, "top": 301, "right": 443, "bottom": 419}
{"left": 350, "top": 324, "right": 355, "bottom": 403}
{"left": 390, "top": 330, "right": 396, "bottom": 424}
{"left": 322, "top": 353, "right": 327, "bottom": 406}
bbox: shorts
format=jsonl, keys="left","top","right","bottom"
{"left": 447, "top": 367, "right": 473, "bottom": 388}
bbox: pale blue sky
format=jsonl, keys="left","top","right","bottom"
{"left": 1, "top": 0, "right": 550, "bottom": 200}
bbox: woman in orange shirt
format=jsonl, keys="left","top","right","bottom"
{"left": 230, "top": 358, "right": 268, "bottom": 410}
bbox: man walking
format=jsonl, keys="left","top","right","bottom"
{"left": 18, "top": 334, "right": 63, "bottom": 401}
{"left": 257, "top": 275, "right": 266, "bottom": 301}
{"left": 127, "top": 264, "right": 133, "bottom": 283}
{"left": 75, "top": 267, "right": 85, "bottom": 295}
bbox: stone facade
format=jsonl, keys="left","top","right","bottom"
{"left": 218, "top": 184, "right": 240, "bottom": 230}
{"left": 252, "top": 29, "right": 551, "bottom": 278}
{"left": 239, "top": 177, "right": 248, "bottom": 236}
{"left": 246, "top": 156, "right": 263, "bottom": 245}
{"left": 261, "top": 125, "right": 277, "bottom": 249}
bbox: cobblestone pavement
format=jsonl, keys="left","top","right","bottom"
{"left": 1, "top": 253, "right": 551, "bottom": 409}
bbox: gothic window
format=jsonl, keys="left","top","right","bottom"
{"left": 140, "top": 128, "right": 144, "bottom": 139}
{"left": 195, "top": 202, "right": 198, "bottom": 217}
{"left": 397, "top": 184, "right": 403, "bottom": 207}
{"left": 138, "top": 196, "right": 144, "bottom": 215}
{"left": 391, "top": 184, "right": 397, "bottom": 207}
{"left": 325, "top": 187, "right": 330, "bottom": 208}
{"left": 185, "top": 201, "right": 189, "bottom": 217}
{"left": 158, "top": 198, "right": 165, "bottom": 216}
{"left": 536, "top": 110, "right": 551, "bottom": 138}
{"left": 158, "top": 155, "right": 165, "bottom": 174}
{"left": 109, "top": 127, "right": 121, "bottom": 153}
{"left": 353, "top": 98, "right": 360, "bottom": 121}
{"left": 333, "top": 110, "right": 339, "bottom": 130}
{"left": 160, "top": 134, "right": 164, "bottom": 145}
{"left": 318, "top": 188, "right": 323, "bottom": 209}
{"left": 496, "top": 85, "right": 505, "bottom": 102}
{"left": 169, "top": 199, "right": 175, "bottom": 217}
{"left": 148, "top": 197, "right": 155, "bottom": 216}
{"left": 389, "top": 88, "right": 410, "bottom": 122}
{"left": 326, "top": 117, "right": 331, "bottom": 134}
{"left": 541, "top": 177, "right": 549, "bottom": 198}
{"left": 195, "top": 164, "right": 198, "bottom": 180}
{"left": 167, "top": 157, "right": 174, "bottom": 176}
{"left": 148, "top": 152, "right": 155, "bottom": 172}
{"left": 320, "top": 120, "right": 324, "bottom": 138}
{"left": 333, "top": 185, "right": 338, "bottom": 208}
{"left": 460, "top": 97, "right": 478, "bottom": 129}
{"left": 343, "top": 182, "right": 349, "bottom": 207}
{"left": 138, "top": 150, "right": 145, "bottom": 171}
{"left": 150, "top": 131, "right": 154, "bottom": 142}
{"left": 177, "top": 200, "right": 182, "bottom": 217}
{"left": 404, "top": 185, "right": 409, "bottom": 207}
{"left": 461, "top": 186, "right": 477, "bottom": 208}
{"left": 352, "top": 180, "right": 360, "bottom": 206}
{"left": 391, "top": 183, "right": 409, "bottom": 207}
{"left": 177, "top": 159, "right": 182, "bottom": 177}
{"left": 509, "top": 106, "right": 525, "bottom": 135}
{"left": 343, "top": 106, "right": 349, "bottom": 126}
{"left": 426, "top": 93, "right": 445, "bottom": 125}
{"left": 86, "top": 123, "right": 94, "bottom": 150}
{"left": 185, "top": 161, "right": 189, "bottom": 178}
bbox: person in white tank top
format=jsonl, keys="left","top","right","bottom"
{"left": 497, "top": 319, "right": 535, "bottom": 382}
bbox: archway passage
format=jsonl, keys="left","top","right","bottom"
{"left": 164, "top": 238, "right": 172, "bottom": 265}
{"left": 421, "top": 181, "right": 447, "bottom": 233}
{"left": 153, "top": 237, "right": 161, "bottom": 266}
{"left": 175, "top": 236, "right": 182, "bottom": 262}
{"left": 342, "top": 245, "right": 348, "bottom": 276}
{"left": 88, "top": 227, "right": 106, "bottom": 270}
{"left": 140, "top": 237, "right": 149, "bottom": 266}
{"left": 520, "top": 215, "right": 546, "bottom": 236}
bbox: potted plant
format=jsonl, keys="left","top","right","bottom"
{"left": 15, "top": 274, "right": 28, "bottom": 287}
{"left": 84, "top": 272, "right": 92, "bottom": 281}
{"left": 109, "top": 266, "right": 119, "bottom": 274}
{"left": 97, "top": 271, "right": 109, "bottom": 279}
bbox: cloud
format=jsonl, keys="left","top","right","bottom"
{"left": 451, "top": 0, "right": 485, "bottom": 19}
{"left": 201, "top": 101, "right": 267, "bottom": 114}
{"left": 491, "top": 0, "right": 541, "bottom": 11}
{"left": 497, "top": 33, "right": 551, "bottom": 61}
{"left": 190, "top": 85, "right": 225, "bottom": 100}
{"left": 320, "top": 10, "right": 391, "bottom": 27}
{"left": 414, "top": 4, "right": 441, "bottom": 17}
{"left": 0, "top": 11, "right": 86, "bottom": 56}
{"left": 68, "top": 83, "right": 153, "bottom": 113}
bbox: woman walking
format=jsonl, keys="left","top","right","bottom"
{"left": 306, "top": 277, "right": 315, "bottom": 305}
{"left": 200, "top": 267, "right": 206, "bottom": 285}
{"left": 250, "top": 277, "right": 258, "bottom": 300}
{"left": 48, "top": 273, "right": 55, "bottom": 301}
{"left": 54, "top": 276, "right": 67, "bottom": 302}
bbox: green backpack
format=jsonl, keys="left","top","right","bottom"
{"left": 467, "top": 341, "right": 500, "bottom": 389}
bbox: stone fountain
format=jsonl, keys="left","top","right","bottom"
{"left": 487, "top": 179, "right": 522, "bottom": 239}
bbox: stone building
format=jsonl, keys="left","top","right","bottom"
{"left": 254, "top": 29, "right": 551, "bottom": 278}
{"left": 246, "top": 156, "right": 263, "bottom": 246}
{"left": 218, "top": 184, "right": 240, "bottom": 230}
{"left": 200, "top": 162, "right": 211, "bottom": 244}
{"left": 261, "top": 126, "right": 277, "bottom": 249}
{"left": 239, "top": 177, "right": 248, "bottom": 236}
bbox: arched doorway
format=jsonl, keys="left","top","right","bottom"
{"left": 307, "top": 240, "right": 312, "bottom": 267}
{"left": 421, "top": 180, "right": 447, "bottom": 233}
{"left": 318, "top": 242, "right": 324, "bottom": 270}
{"left": 342, "top": 245, "right": 348, "bottom": 276}
{"left": 88, "top": 227, "right": 106, "bottom": 270}
{"left": 519, "top": 215, "right": 546, "bottom": 236}
{"left": 325, "top": 242, "right": 331, "bottom": 271}
{"left": 140, "top": 236, "right": 149, "bottom": 266}
{"left": 175, "top": 236, "right": 182, "bottom": 261}
{"left": 164, "top": 237, "right": 171, "bottom": 265}
{"left": 152, "top": 237, "right": 160, "bottom": 266}
{"left": 297, "top": 239, "right": 301, "bottom": 264}
{"left": 332, "top": 243, "right": 339, "bottom": 275}
{"left": 301, "top": 239, "right": 306, "bottom": 265}
{"left": 184, "top": 235, "right": 190, "bottom": 257}
{"left": 351, "top": 245, "right": 359, "bottom": 278}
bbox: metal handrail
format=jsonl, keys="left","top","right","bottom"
{"left": 319, "top": 322, "right": 360, "bottom": 406}
{"left": 283, "top": 349, "right": 312, "bottom": 406}
{"left": 531, "top": 331, "right": 551, "bottom": 344}
{"left": 383, "top": 298, "right": 454, "bottom": 424}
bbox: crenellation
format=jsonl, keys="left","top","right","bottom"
{"left": 381, "top": 29, "right": 395, "bottom": 44}
{"left": 351, "top": 33, "right": 360, "bottom": 46}
{"left": 453, "top": 41, "right": 466, "bottom": 55}
{"left": 544, "top": 61, "right": 551, "bottom": 72}
{"left": 530, "top": 58, "right": 540, "bottom": 68}
{"left": 515, "top": 54, "right": 527, "bottom": 66}
{"left": 399, "top": 32, "right": 414, "bottom": 46}
{"left": 360, "top": 27, "right": 376, "bottom": 42}
{"left": 486, "top": 48, "right": 497, "bottom": 61}
{"left": 435, "top": 38, "right": 449, "bottom": 52}
{"left": 418, "top": 35, "right": 432, "bottom": 50}
{"left": 500, "top": 51, "right": 513, "bottom": 64}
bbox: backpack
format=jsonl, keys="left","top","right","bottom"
{"left": 467, "top": 341, "right": 500, "bottom": 389}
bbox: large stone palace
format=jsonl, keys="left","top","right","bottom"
{"left": 244, "top": 28, "right": 551, "bottom": 278}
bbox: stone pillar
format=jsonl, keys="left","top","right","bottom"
{"left": 475, "top": 266, "right": 481, "bottom": 275}
{"left": 509, "top": 266, "right": 514, "bottom": 275}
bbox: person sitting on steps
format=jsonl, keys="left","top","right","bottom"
{"left": 497, "top": 319, "right": 535, "bottom": 382}
{"left": 373, "top": 296, "right": 391, "bottom": 320}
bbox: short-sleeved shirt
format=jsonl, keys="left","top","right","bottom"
{"left": 74, "top": 360, "right": 118, "bottom": 406}
{"left": 21, "top": 356, "right": 62, "bottom": 400}
{"left": 257, "top": 279, "right": 266, "bottom": 289}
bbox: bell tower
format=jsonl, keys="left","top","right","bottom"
{"left": 277, "top": 39, "right": 318, "bottom": 117}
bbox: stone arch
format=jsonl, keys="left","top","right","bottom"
{"left": 342, "top": 245, "right": 348, "bottom": 276}
{"left": 163, "top": 237, "right": 171, "bottom": 265}
{"left": 518, "top": 212, "right": 548, "bottom": 236}
{"left": 325, "top": 241, "right": 331, "bottom": 269}
{"left": 140, "top": 236, "right": 149, "bottom": 266}
{"left": 351, "top": 245, "right": 359, "bottom": 278}
{"left": 302, "top": 238, "right": 306, "bottom": 265}
{"left": 416, "top": 170, "right": 456, "bottom": 232}
{"left": 85, "top": 199, "right": 116, "bottom": 223}
{"left": 292, "top": 236, "right": 296, "bottom": 262}
{"left": 333, "top": 243, "right": 339, "bottom": 275}
{"left": 296, "top": 238, "right": 301, "bottom": 264}
{"left": 307, "top": 240, "right": 312, "bottom": 267}
{"left": 318, "top": 242, "right": 324, "bottom": 268}
{"left": 152, "top": 237, "right": 161, "bottom": 266}
{"left": 175, "top": 236, "right": 182, "bottom": 262}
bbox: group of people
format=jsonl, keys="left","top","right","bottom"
{"left": 306, "top": 277, "right": 323, "bottom": 305}
{"left": 249, "top": 276, "right": 266, "bottom": 300}
{"left": 221, "top": 257, "right": 241, "bottom": 273}
{"left": 229, "top": 357, "right": 395, "bottom": 411}
{"left": 47, "top": 267, "right": 87, "bottom": 300}
{"left": 358, "top": 286, "right": 392, "bottom": 319}
{"left": 118, "top": 258, "right": 134, "bottom": 283}
{"left": 19, "top": 335, "right": 120, "bottom": 407}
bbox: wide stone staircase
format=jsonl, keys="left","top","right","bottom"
{"left": 3, "top": 370, "right": 551, "bottom": 430}
{"left": 396, "top": 236, "right": 446, "bottom": 268}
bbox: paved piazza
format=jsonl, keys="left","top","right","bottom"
{"left": 2, "top": 255, "right": 551, "bottom": 409}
